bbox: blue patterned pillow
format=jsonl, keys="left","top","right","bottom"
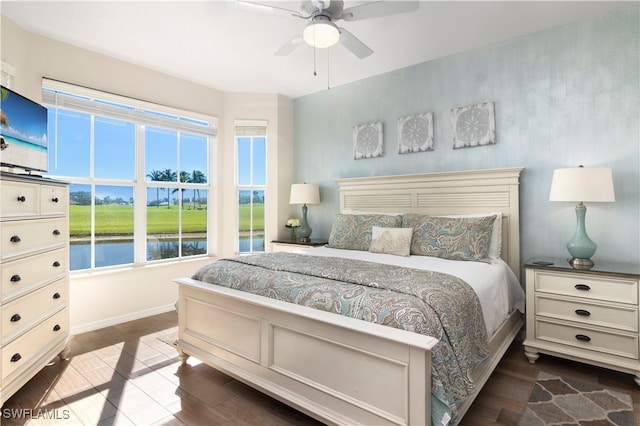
{"left": 402, "top": 214, "right": 496, "bottom": 262}
{"left": 328, "top": 214, "right": 403, "bottom": 251}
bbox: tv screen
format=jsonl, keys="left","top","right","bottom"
{"left": 0, "top": 85, "right": 48, "bottom": 173}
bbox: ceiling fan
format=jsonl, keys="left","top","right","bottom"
{"left": 238, "top": 1, "right": 419, "bottom": 59}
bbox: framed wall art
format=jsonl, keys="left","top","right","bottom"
{"left": 353, "top": 122, "right": 383, "bottom": 160}
{"left": 451, "top": 102, "right": 496, "bottom": 149}
{"left": 397, "top": 112, "right": 434, "bottom": 154}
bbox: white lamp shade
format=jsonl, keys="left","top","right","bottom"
{"left": 290, "top": 183, "right": 320, "bottom": 205}
{"left": 549, "top": 167, "right": 615, "bottom": 202}
{"left": 303, "top": 20, "right": 340, "bottom": 48}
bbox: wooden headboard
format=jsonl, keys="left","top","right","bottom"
{"left": 335, "top": 167, "right": 525, "bottom": 278}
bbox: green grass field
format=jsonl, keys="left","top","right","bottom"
{"left": 69, "top": 203, "right": 264, "bottom": 236}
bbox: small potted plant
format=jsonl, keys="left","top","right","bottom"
{"left": 285, "top": 218, "right": 300, "bottom": 241}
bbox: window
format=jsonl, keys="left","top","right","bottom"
{"left": 235, "top": 120, "right": 266, "bottom": 253}
{"left": 43, "top": 79, "right": 215, "bottom": 271}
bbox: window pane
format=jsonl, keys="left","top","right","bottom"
{"left": 95, "top": 185, "right": 134, "bottom": 267}
{"left": 147, "top": 187, "right": 179, "bottom": 260}
{"left": 69, "top": 184, "right": 91, "bottom": 271}
{"left": 253, "top": 137, "right": 266, "bottom": 185}
{"left": 182, "top": 188, "right": 207, "bottom": 257}
{"left": 145, "top": 127, "right": 177, "bottom": 182}
{"left": 252, "top": 189, "right": 265, "bottom": 251}
{"left": 48, "top": 110, "right": 90, "bottom": 177}
{"left": 95, "top": 117, "right": 135, "bottom": 179}
{"left": 237, "top": 137, "right": 251, "bottom": 186}
{"left": 180, "top": 133, "right": 208, "bottom": 181}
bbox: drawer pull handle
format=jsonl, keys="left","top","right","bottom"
{"left": 575, "top": 284, "right": 591, "bottom": 291}
{"left": 575, "top": 334, "right": 591, "bottom": 342}
{"left": 53, "top": 261, "right": 61, "bottom": 267}
{"left": 10, "top": 314, "right": 21, "bottom": 322}
{"left": 53, "top": 324, "right": 61, "bottom": 332}
{"left": 53, "top": 229, "right": 61, "bottom": 236}
{"left": 575, "top": 309, "right": 591, "bottom": 317}
{"left": 17, "top": 195, "right": 26, "bottom": 202}
{"left": 10, "top": 235, "right": 21, "bottom": 243}
{"left": 53, "top": 292, "right": 61, "bottom": 299}
{"left": 11, "top": 353, "right": 22, "bottom": 363}
{"left": 52, "top": 197, "right": 59, "bottom": 203}
{"left": 10, "top": 275, "right": 21, "bottom": 282}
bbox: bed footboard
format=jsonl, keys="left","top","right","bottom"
{"left": 176, "top": 277, "right": 438, "bottom": 426}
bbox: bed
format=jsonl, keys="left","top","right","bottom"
{"left": 175, "top": 167, "right": 525, "bottom": 426}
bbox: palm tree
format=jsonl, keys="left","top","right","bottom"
{"left": 161, "top": 169, "right": 177, "bottom": 208}
{"left": 173, "top": 171, "right": 191, "bottom": 209}
{"left": 190, "top": 170, "right": 207, "bottom": 209}
{"left": 146, "top": 169, "right": 163, "bottom": 207}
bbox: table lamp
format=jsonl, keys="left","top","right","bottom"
{"left": 290, "top": 183, "right": 320, "bottom": 242}
{"left": 549, "top": 165, "right": 615, "bottom": 268}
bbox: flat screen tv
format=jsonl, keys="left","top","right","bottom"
{"left": 0, "top": 85, "right": 48, "bottom": 173}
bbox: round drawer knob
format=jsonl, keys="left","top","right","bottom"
{"left": 11, "top": 353, "right": 22, "bottom": 363}
{"left": 10, "top": 275, "right": 21, "bottom": 282}
{"left": 10, "top": 314, "right": 21, "bottom": 322}
{"left": 52, "top": 197, "right": 59, "bottom": 203}
{"left": 17, "top": 195, "right": 26, "bottom": 202}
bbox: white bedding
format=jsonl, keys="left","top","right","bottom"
{"left": 305, "top": 246, "right": 525, "bottom": 337}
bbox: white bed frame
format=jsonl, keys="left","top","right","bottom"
{"left": 176, "top": 167, "right": 524, "bottom": 426}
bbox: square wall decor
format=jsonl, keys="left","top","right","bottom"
{"left": 451, "top": 102, "right": 496, "bottom": 149}
{"left": 397, "top": 112, "right": 434, "bottom": 154}
{"left": 353, "top": 122, "right": 383, "bottom": 160}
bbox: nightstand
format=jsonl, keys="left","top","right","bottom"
{"left": 523, "top": 258, "right": 640, "bottom": 385}
{"left": 270, "top": 239, "right": 327, "bottom": 253}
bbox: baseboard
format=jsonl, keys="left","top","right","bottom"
{"left": 70, "top": 303, "right": 176, "bottom": 335}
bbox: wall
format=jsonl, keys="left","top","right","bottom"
{"left": 293, "top": 7, "right": 640, "bottom": 269}
{"left": 1, "top": 15, "right": 294, "bottom": 332}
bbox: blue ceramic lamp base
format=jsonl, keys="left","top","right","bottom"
{"left": 567, "top": 203, "right": 596, "bottom": 269}
{"left": 297, "top": 204, "right": 312, "bottom": 242}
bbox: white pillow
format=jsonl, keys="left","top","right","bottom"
{"left": 368, "top": 226, "right": 413, "bottom": 257}
{"left": 441, "top": 213, "right": 502, "bottom": 259}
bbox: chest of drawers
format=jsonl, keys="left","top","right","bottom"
{"left": 523, "top": 259, "right": 640, "bottom": 385}
{"left": 0, "top": 172, "right": 70, "bottom": 405}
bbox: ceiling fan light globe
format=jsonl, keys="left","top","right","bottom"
{"left": 303, "top": 20, "right": 340, "bottom": 48}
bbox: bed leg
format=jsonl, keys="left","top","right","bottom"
{"left": 177, "top": 345, "right": 190, "bottom": 365}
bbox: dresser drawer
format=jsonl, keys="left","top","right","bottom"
{"left": 1, "top": 308, "right": 68, "bottom": 384}
{"left": 535, "top": 271, "right": 638, "bottom": 305}
{"left": 0, "top": 181, "right": 39, "bottom": 219}
{"left": 1, "top": 247, "right": 67, "bottom": 302}
{"left": 2, "top": 279, "right": 67, "bottom": 344}
{"left": 535, "top": 294, "right": 638, "bottom": 332}
{"left": 1, "top": 218, "right": 67, "bottom": 260}
{"left": 40, "top": 184, "right": 68, "bottom": 216}
{"left": 536, "top": 319, "right": 638, "bottom": 360}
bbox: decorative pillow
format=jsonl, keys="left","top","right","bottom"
{"left": 369, "top": 227, "right": 413, "bottom": 257}
{"left": 328, "top": 214, "right": 403, "bottom": 251}
{"left": 402, "top": 214, "right": 496, "bottom": 262}
{"left": 441, "top": 213, "right": 502, "bottom": 259}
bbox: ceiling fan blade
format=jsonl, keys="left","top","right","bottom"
{"left": 236, "top": 0, "right": 303, "bottom": 18}
{"left": 275, "top": 37, "right": 304, "bottom": 56}
{"left": 341, "top": 1, "right": 418, "bottom": 22}
{"left": 338, "top": 27, "right": 373, "bottom": 59}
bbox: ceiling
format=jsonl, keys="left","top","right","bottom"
{"left": 1, "top": 1, "right": 636, "bottom": 99}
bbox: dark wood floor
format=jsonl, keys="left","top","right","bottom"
{"left": 2, "top": 311, "right": 639, "bottom": 425}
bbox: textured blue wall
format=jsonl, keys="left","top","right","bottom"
{"left": 293, "top": 7, "right": 639, "bottom": 267}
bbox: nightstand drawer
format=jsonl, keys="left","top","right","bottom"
{"left": 535, "top": 271, "right": 638, "bottom": 305}
{"left": 535, "top": 295, "right": 638, "bottom": 332}
{"left": 40, "top": 184, "right": 68, "bottom": 216}
{"left": 536, "top": 319, "right": 638, "bottom": 360}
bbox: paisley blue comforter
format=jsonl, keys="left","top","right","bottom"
{"left": 192, "top": 252, "right": 489, "bottom": 423}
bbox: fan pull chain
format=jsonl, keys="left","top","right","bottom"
{"left": 327, "top": 48, "right": 331, "bottom": 90}
{"left": 313, "top": 44, "right": 317, "bottom": 76}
